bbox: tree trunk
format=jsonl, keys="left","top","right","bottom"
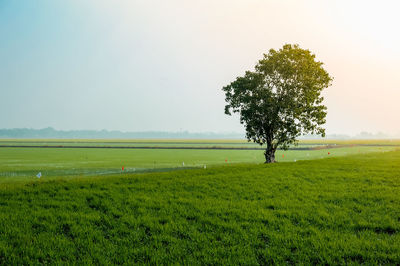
{"left": 264, "top": 144, "right": 276, "bottom": 163}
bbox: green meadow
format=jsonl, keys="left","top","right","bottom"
{"left": 0, "top": 140, "right": 395, "bottom": 183}
{"left": 0, "top": 140, "right": 399, "bottom": 264}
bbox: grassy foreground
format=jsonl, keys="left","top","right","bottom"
{"left": 1, "top": 151, "right": 400, "bottom": 264}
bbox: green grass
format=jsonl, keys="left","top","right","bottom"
{"left": 0, "top": 145, "right": 395, "bottom": 183}
{"left": 0, "top": 150, "right": 400, "bottom": 264}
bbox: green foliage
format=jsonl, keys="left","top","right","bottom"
{"left": 0, "top": 151, "right": 400, "bottom": 264}
{"left": 223, "top": 44, "right": 333, "bottom": 162}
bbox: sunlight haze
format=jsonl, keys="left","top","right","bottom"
{"left": 1, "top": 0, "right": 399, "bottom": 135}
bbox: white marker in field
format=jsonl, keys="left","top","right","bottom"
{"left": 182, "top": 162, "right": 185, "bottom": 166}
{"left": 36, "top": 172, "right": 42, "bottom": 178}
{"left": 204, "top": 165, "right": 207, "bottom": 169}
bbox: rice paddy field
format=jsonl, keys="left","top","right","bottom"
{"left": 0, "top": 139, "right": 399, "bottom": 264}
{"left": 0, "top": 139, "right": 396, "bottom": 183}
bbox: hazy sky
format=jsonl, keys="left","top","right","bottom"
{"left": 1, "top": 0, "right": 399, "bottom": 135}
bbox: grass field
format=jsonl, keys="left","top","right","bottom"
{"left": 0, "top": 139, "right": 399, "bottom": 263}
{"left": 1, "top": 138, "right": 400, "bottom": 147}
{"left": 0, "top": 142, "right": 395, "bottom": 183}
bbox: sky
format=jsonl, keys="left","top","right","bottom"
{"left": 1, "top": 0, "right": 399, "bottom": 135}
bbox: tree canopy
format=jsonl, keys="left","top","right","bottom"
{"left": 223, "top": 44, "right": 333, "bottom": 163}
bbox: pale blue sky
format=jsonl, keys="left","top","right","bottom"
{"left": 1, "top": 0, "right": 399, "bottom": 135}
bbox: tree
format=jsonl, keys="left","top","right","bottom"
{"left": 222, "top": 44, "right": 333, "bottom": 163}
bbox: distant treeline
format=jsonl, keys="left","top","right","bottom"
{"left": 0, "top": 127, "right": 397, "bottom": 139}
{"left": 0, "top": 127, "right": 245, "bottom": 139}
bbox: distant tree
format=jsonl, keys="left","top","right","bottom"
{"left": 223, "top": 44, "right": 333, "bottom": 163}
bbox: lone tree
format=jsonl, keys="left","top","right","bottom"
{"left": 223, "top": 44, "right": 333, "bottom": 163}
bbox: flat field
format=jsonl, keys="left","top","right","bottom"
{"left": 0, "top": 139, "right": 396, "bottom": 183}
{"left": 0, "top": 139, "right": 399, "bottom": 264}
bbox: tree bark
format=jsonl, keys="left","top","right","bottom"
{"left": 264, "top": 143, "right": 276, "bottom": 163}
